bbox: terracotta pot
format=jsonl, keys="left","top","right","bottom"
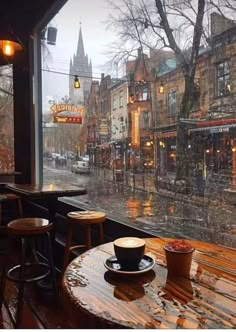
{"left": 164, "top": 246, "right": 194, "bottom": 277}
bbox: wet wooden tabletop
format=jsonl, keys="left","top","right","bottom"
{"left": 61, "top": 238, "right": 236, "bottom": 329}
{"left": 5, "top": 183, "right": 87, "bottom": 198}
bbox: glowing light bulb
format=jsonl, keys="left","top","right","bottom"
{"left": 3, "top": 40, "right": 14, "bottom": 56}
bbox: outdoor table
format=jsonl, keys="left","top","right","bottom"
{"left": 61, "top": 237, "right": 236, "bottom": 329}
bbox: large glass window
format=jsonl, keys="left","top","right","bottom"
{"left": 40, "top": 0, "right": 236, "bottom": 251}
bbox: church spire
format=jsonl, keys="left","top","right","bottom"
{"left": 76, "top": 25, "right": 85, "bottom": 58}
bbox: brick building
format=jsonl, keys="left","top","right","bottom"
{"left": 153, "top": 13, "right": 236, "bottom": 185}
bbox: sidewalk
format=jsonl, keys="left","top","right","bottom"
{"left": 91, "top": 166, "right": 235, "bottom": 208}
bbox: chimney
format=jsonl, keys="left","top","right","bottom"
{"left": 101, "top": 73, "right": 105, "bottom": 80}
{"left": 211, "top": 12, "right": 236, "bottom": 36}
{"left": 138, "top": 47, "right": 142, "bottom": 58}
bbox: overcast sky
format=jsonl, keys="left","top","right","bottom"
{"left": 42, "top": 0, "right": 116, "bottom": 108}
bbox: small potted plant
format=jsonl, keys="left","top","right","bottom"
{"left": 163, "top": 239, "right": 195, "bottom": 277}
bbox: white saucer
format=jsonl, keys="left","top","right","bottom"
{"left": 104, "top": 255, "right": 155, "bottom": 275}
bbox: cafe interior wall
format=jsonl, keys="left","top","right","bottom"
{"left": 0, "top": 0, "right": 67, "bottom": 184}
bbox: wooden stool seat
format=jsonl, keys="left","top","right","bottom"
{"left": 62, "top": 211, "right": 106, "bottom": 273}
{"left": 7, "top": 217, "right": 53, "bottom": 236}
{"left": 0, "top": 194, "right": 23, "bottom": 225}
{"left": 67, "top": 211, "right": 106, "bottom": 225}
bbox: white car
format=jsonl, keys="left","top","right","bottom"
{"left": 81, "top": 154, "right": 89, "bottom": 161}
{"left": 71, "top": 161, "right": 90, "bottom": 174}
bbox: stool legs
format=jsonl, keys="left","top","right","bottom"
{"left": 99, "top": 224, "right": 104, "bottom": 244}
{"left": 85, "top": 225, "right": 92, "bottom": 250}
{"left": 62, "top": 223, "right": 74, "bottom": 273}
{"left": 4, "top": 233, "right": 58, "bottom": 328}
{"left": 17, "top": 199, "right": 23, "bottom": 218}
{"left": 0, "top": 204, "right": 2, "bottom": 225}
{"left": 0, "top": 256, "right": 7, "bottom": 309}
{"left": 15, "top": 237, "right": 26, "bottom": 328}
{"left": 45, "top": 232, "right": 58, "bottom": 299}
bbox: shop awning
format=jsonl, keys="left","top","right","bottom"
{"left": 155, "top": 132, "right": 177, "bottom": 138}
{"left": 96, "top": 141, "right": 116, "bottom": 148}
{"left": 189, "top": 118, "right": 236, "bottom": 133}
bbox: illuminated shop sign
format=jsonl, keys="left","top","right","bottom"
{"left": 131, "top": 109, "right": 140, "bottom": 149}
{"left": 50, "top": 103, "right": 85, "bottom": 115}
{"left": 50, "top": 103, "right": 85, "bottom": 124}
{"left": 53, "top": 116, "right": 82, "bottom": 124}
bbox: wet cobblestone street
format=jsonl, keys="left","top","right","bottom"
{"left": 44, "top": 165, "right": 236, "bottom": 248}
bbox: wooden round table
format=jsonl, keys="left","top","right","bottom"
{"left": 61, "top": 238, "right": 236, "bottom": 329}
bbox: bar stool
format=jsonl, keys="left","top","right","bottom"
{"left": 1, "top": 218, "right": 58, "bottom": 328}
{"left": 62, "top": 211, "right": 106, "bottom": 273}
{"left": 0, "top": 193, "right": 23, "bottom": 225}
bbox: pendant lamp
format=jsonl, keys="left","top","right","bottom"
{"left": 74, "top": 75, "right": 81, "bottom": 89}
{"left": 0, "top": 28, "right": 23, "bottom": 57}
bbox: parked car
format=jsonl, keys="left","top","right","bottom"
{"left": 71, "top": 160, "right": 90, "bottom": 174}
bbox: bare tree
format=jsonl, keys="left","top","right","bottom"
{"left": 105, "top": 0, "right": 236, "bottom": 182}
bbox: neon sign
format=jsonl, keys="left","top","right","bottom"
{"left": 50, "top": 103, "right": 85, "bottom": 124}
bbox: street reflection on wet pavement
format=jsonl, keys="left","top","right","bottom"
{"left": 43, "top": 166, "right": 236, "bottom": 249}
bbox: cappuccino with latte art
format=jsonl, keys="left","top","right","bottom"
{"left": 113, "top": 237, "right": 146, "bottom": 270}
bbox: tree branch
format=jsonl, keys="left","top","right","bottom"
{"left": 155, "top": 0, "right": 188, "bottom": 69}
{"left": 189, "top": 0, "right": 205, "bottom": 73}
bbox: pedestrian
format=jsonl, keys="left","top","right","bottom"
{"left": 193, "top": 163, "right": 205, "bottom": 196}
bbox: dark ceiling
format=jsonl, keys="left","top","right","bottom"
{"left": 0, "top": 0, "right": 67, "bottom": 34}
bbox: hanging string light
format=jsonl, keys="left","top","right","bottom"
{"left": 74, "top": 75, "right": 80, "bottom": 89}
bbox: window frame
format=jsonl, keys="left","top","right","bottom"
{"left": 216, "top": 61, "right": 231, "bottom": 97}
{"left": 113, "top": 94, "right": 117, "bottom": 110}
{"left": 119, "top": 90, "right": 123, "bottom": 108}
{"left": 168, "top": 90, "right": 177, "bottom": 116}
